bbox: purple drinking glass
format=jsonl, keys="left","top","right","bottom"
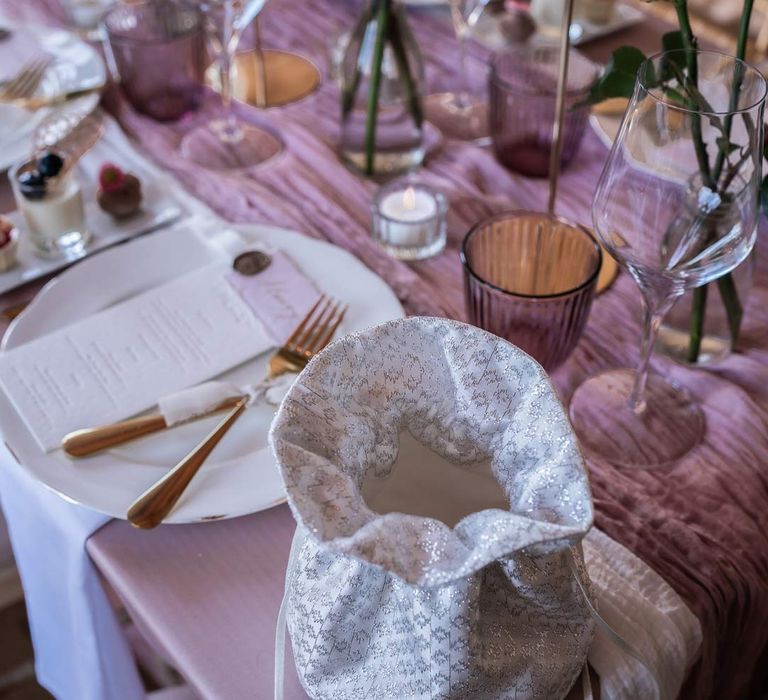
{"left": 461, "top": 211, "right": 601, "bottom": 371}
{"left": 489, "top": 45, "right": 598, "bottom": 177}
{"left": 104, "top": 2, "right": 206, "bottom": 122}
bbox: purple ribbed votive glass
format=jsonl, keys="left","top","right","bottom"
{"left": 461, "top": 211, "right": 601, "bottom": 371}
{"left": 489, "top": 46, "right": 598, "bottom": 177}
{"left": 104, "top": 2, "right": 206, "bottom": 122}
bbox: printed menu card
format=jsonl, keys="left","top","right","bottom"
{"left": 0, "top": 263, "right": 274, "bottom": 452}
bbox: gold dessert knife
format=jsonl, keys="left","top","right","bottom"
{"left": 61, "top": 396, "right": 243, "bottom": 458}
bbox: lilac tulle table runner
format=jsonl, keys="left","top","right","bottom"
{"left": 3, "top": 0, "right": 768, "bottom": 697}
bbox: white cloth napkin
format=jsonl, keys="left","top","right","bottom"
{"left": 584, "top": 529, "right": 702, "bottom": 700}
{"left": 158, "top": 381, "right": 246, "bottom": 426}
{"left": 0, "top": 444, "right": 144, "bottom": 700}
{"left": 159, "top": 376, "right": 295, "bottom": 427}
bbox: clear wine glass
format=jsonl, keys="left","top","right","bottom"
{"left": 180, "top": 0, "right": 282, "bottom": 170}
{"left": 425, "top": 0, "right": 491, "bottom": 142}
{"left": 569, "top": 50, "right": 767, "bottom": 469}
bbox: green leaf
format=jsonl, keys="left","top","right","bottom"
{"left": 661, "top": 30, "right": 684, "bottom": 53}
{"left": 662, "top": 86, "right": 686, "bottom": 106}
{"left": 660, "top": 31, "right": 686, "bottom": 82}
{"left": 607, "top": 46, "right": 648, "bottom": 83}
{"left": 579, "top": 46, "right": 647, "bottom": 106}
{"left": 715, "top": 136, "right": 738, "bottom": 155}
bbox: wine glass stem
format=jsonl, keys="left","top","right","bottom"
{"left": 218, "top": 0, "right": 243, "bottom": 114}
{"left": 450, "top": 1, "right": 472, "bottom": 108}
{"left": 628, "top": 294, "right": 676, "bottom": 414}
{"left": 219, "top": 50, "right": 233, "bottom": 113}
{"left": 213, "top": 0, "right": 245, "bottom": 140}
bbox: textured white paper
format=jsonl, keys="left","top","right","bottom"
{"left": 0, "top": 263, "right": 272, "bottom": 452}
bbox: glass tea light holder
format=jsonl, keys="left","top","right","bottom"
{"left": 371, "top": 181, "right": 448, "bottom": 261}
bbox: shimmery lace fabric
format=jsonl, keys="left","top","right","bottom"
{"left": 270, "top": 318, "right": 595, "bottom": 699}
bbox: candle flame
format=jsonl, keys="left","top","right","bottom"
{"left": 403, "top": 186, "right": 416, "bottom": 211}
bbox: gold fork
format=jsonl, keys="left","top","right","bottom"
{"left": 125, "top": 295, "right": 347, "bottom": 529}
{"left": 0, "top": 57, "right": 53, "bottom": 102}
{"left": 267, "top": 294, "right": 347, "bottom": 379}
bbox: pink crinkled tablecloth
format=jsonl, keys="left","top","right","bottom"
{"left": 3, "top": 0, "right": 768, "bottom": 697}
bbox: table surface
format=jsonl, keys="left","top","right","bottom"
{"left": 3, "top": 1, "right": 768, "bottom": 699}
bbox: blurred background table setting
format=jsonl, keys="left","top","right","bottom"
{"left": 0, "top": 0, "right": 766, "bottom": 699}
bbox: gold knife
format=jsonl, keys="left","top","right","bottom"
{"left": 62, "top": 395, "right": 244, "bottom": 458}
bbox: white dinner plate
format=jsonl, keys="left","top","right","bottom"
{"left": 568, "top": 3, "right": 645, "bottom": 46}
{"left": 590, "top": 111, "right": 622, "bottom": 150}
{"left": 0, "top": 219, "right": 404, "bottom": 523}
{"left": 590, "top": 105, "right": 689, "bottom": 186}
{"left": 0, "top": 24, "right": 106, "bottom": 171}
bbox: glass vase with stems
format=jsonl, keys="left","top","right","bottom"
{"left": 583, "top": 0, "right": 763, "bottom": 365}
{"left": 339, "top": 0, "right": 425, "bottom": 178}
{"left": 569, "top": 49, "right": 767, "bottom": 470}
{"left": 656, "top": 223, "right": 755, "bottom": 365}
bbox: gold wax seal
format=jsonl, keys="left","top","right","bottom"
{"left": 233, "top": 250, "right": 272, "bottom": 276}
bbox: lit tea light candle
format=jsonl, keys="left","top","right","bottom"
{"left": 372, "top": 181, "right": 447, "bottom": 261}
{"left": 380, "top": 186, "right": 436, "bottom": 245}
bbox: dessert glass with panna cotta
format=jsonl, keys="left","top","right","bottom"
{"left": 10, "top": 152, "right": 90, "bottom": 259}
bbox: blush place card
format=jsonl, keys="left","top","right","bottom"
{"left": 0, "top": 257, "right": 316, "bottom": 453}
{"left": 226, "top": 250, "right": 321, "bottom": 345}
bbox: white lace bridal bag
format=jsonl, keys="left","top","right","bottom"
{"left": 269, "top": 317, "right": 595, "bottom": 699}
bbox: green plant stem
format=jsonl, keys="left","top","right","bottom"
{"left": 717, "top": 273, "right": 744, "bottom": 342}
{"left": 341, "top": 2, "right": 378, "bottom": 118}
{"left": 713, "top": 0, "right": 757, "bottom": 346}
{"left": 388, "top": 9, "right": 423, "bottom": 128}
{"left": 675, "top": 0, "right": 713, "bottom": 362}
{"left": 687, "top": 283, "right": 707, "bottom": 362}
{"left": 681, "top": 0, "right": 754, "bottom": 360}
{"left": 712, "top": 0, "right": 753, "bottom": 182}
{"left": 364, "top": 0, "right": 390, "bottom": 175}
{"left": 674, "top": 0, "right": 714, "bottom": 190}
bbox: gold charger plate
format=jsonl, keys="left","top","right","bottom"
{"left": 232, "top": 49, "right": 321, "bottom": 108}
{"left": 596, "top": 243, "right": 619, "bottom": 293}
